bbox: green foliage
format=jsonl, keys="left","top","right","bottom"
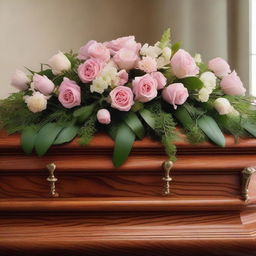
{"left": 178, "top": 77, "right": 204, "bottom": 90}
{"left": 159, "top": 28, "right": 171, "bottom": 49}
{"left": 54, "top": 125, "right": 79, "bottom": 145}
{"left": 78, "top": 115, "right": 97, "bottom": 145}
{"left": 0, "top": 92, "right": 42, "bottom": 134}
{"left": 171, "top": 42, "right": 181, "bottom": 54}
{"left": 153, "top": 112, "right": 177, "bottom": 161}
{"left": 112, "top": 122, "right": 135, "bottom": 167}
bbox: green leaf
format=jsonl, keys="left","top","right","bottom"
{"left": 198, "top": 115, "right": 225, "bottom": 147}
{"left": 159, "top": 28, "right": 171, "bottom": 49}
{"left": 197, "top": 62, "right": 208, "bottom": 73}
{"left": 38, "top": 69, "right": 54, "bottom": 79}
{"left": 173, "top": 106, "right": 194, "bottom": 129}
{"left": 54, "top": 125, "right": 79, "bottom": 145}
{"left": 178, "top": 77, "right": 204, "bottom": 90}
{"left": 122, "top": 112, "right": 145, "bottom": 139}
{"left": 21, "top": 126, "right": 38, "bottom": 154}
{"left": 171, "top": 42, "right": 181, "bottom": 54}
{"left": 35, "top": 123, "right": 63, "bottom": 156}
{"left": 139, "top": 108, "right": 155, "bottom": 129}
{"left": 73, "top": 103, "right": 96, "bottom": 123}
{"left": 112, "top": 122, "right": 135, "bottom": 167}
{"left": 242, "top": 122, "right": 256, "bottom": 137}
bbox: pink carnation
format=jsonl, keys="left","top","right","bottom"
{"left": 138, "top": 56, "right": 157, "bottom": 73}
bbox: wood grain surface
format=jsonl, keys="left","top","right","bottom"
{"left": 0, "top": 131, "right": 256, "bottom": 255}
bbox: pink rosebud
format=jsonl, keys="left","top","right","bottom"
{"left": 151, "top": 72, "right": 167, "bottom": 90}
{"left": 32, "top": 74, "right": 54, "bottom": 95}
{"left": 170, "top": 49, "right": 199, "bottom": 78}
{"left": 208, "top": 57, "right": 231, "bottom": 77}
{"left": 138, "top": 56, "right": 157, "bottom": 73}
{"left": 78, "top": 40, "right": 97, "bottom": 60}
{"left": 11, "top": 69, "right": 29, "bottom": 91}
{"left": 109, "top": 86, "right": 134, "bottom": 111}
{"left": 132, "top": 74, "right": 158, "bottom": 103}
{"left": 105, "top": 36, "right": 141, "bottom": 55}
{"left": 113, "top": 48, "right": 139, "bottom": 70}
{"left": 97, "top": 109, "right": 111, "bottom": 124}
{"left": 116, "top": 69, "right": 129, "bottom": 86}
{"left": 58, "top": 78, "right": 81, "bottom": 108}
{"left": 220, "top": 71, "right": 246, "bottom": 96}
{"left": 162, "top": 83, "right": 189, "bottom": 109}
{"left": 78, "top": 58, "right": 104, "bottom": 83}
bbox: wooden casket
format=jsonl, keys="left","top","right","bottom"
{"left": 0, "top": 130, "right": 256, "bottom": 256}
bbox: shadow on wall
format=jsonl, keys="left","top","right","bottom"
{"left": 0, "top": 0, "right": 249, "bottom": 98}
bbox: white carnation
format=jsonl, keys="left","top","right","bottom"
{"left": 200, "top": 71, "right": 217, "bottom": 90}
{"left": 140, "top": 43, "right": 162, "bottom": 58}
{"left": 214, "top": 98, "right": 233, "bottom": 115}
{"left": 156, "top": 56, "right": 170, "bottom": 69}
{"left": 24, "top": 91, "right": 47, "bottom": 113}
{"left": 198, "top": 87, "right": 211, "bottom": 102}
{"left": 90, "top": 77, "right": 109, "bottom": 94}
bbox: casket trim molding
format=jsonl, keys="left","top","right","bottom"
{"left": 241, "top": 167, "right": 256, "bottom": 201}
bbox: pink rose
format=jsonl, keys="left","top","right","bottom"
{"left": 97, "top": 109, "right": 111, "bottom": 124}
{"left": 105, "top": 36, "right": 141, "bottom": 55}
{"left": 116, "top": 69, "right": 129, "bottom": 86}
{"left": 220, "top": 71, "right": 246, "bottom": 96}
{"left": 113, "top": 48, "right": 139, "bottom": 70}
{"left": 78, "top": 40, "right": 97, "bottom": 60}
{"left": 132, "top": 74, "right": 158, "bottom": 103}
{"left": 138, "top": 56, "right": 157, "bottom": 73}
{"left": 208, "top": 57, "right": 231, "bottom": 77}
{"left": 151, "top": 72, "right": 167, "bottom": 90}
{"left": 87, "top": 42, "right": 110, "bottom": 63}
{"left": 170, "top": 49, "right": 199, "bottom": 78}
{"left": 162, "top": 83, "right": 189, "bottom": 109}
{"left": 109, "top": 86, "right": 134, "bottom": 111}
{"left": 33, "top": 74, "right": 54, "bottom": 95}
{"left": 58, "top": 78, "right": 81, "bottom": 108}
{"left": 78, "top": 58, "right": 104, "bottom": 83}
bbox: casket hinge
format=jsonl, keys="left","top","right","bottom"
{"left": 162, "top": 160, "right": 173, "bottom": 196}
{"left": 46, "top": 163, "right": 59, "bottom": 198}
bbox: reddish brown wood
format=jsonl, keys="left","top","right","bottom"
{"left": 0, "top": 131, "right": 256, "bottom": 255}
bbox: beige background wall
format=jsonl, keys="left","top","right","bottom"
{"left": 0, "top": 0, "right": 249, "bottom": 99}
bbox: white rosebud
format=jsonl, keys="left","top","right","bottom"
{"left": 48, "top": 51, "right": 71, "bottom": 75}
{"left": 198, "top": 87, "right": 211, "bottom": 102}
{"left": 200, "top": 71, "right": 217, "bottom": 90}
{"left": 162, "top": 47, "right": 172, "bottom": 60}
{"left": 90, "top": 77, "right": 109, "bottom": 94}
{"left": 194, "top": 53, "right": 202, "bottom": 63}
{"left": 24, "top": 91, "right": 47, "bottom": 113}
{"left": 214, "top": 98, "right": 233, "bottom": 115}
{"left": 11, "top": 69, "right": 29, "bottom": 91}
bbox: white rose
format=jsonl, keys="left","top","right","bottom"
{"left": 24, "top": 91, "right": 47, "bottom": 113}
{"left": 162, "top": 47, "right": 172, "bottom": 60}
{"left": 48, "top": 51, "right": 71, "bottom": 75}
{"left": 140, "top": 43, "right": 162, "bottom": 58}
{"left": 194, "top": 53, "right": 202, "bottom": 63}
{"left": 214, "top": 98, "right": 233, "bottom": 115}
{"left": 200, "top": 71, "right": 216, "bottom": 90}
{"left": 11, "top": 69, "right": 29, "bottom": 91}
{"left": 90, "top": 76, "right": 109, "bottom": 94}
{"left": 198, "top": 87, "right": 211, "bottom": 102}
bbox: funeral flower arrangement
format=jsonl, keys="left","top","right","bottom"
{"left": 1, "top": 29, "right": 255, "bottom": 167}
